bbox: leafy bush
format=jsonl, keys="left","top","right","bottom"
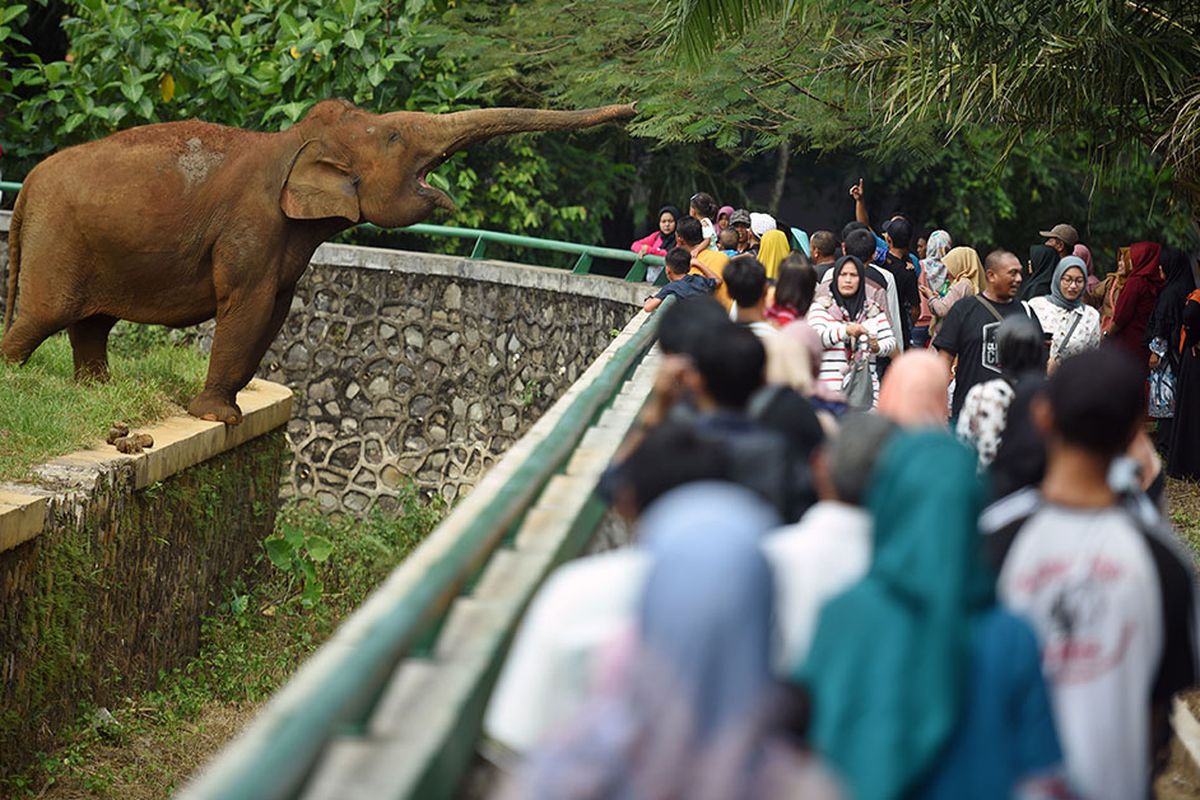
{"left": 1, "top": 0, "right": 633, "bottom": 245}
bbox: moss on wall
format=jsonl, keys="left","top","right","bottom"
{"left": 0, "top": 431, "right": 287, "bottom": 773}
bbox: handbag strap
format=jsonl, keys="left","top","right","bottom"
{"left": 1058, "top": 309, "right": 1084, "bottom": 353}
{"left": 975, "top": 295, "right": 1005, "bottom": 323}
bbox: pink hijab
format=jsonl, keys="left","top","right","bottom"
{"left": 717, "top": 205, "right": 734, "bottom": 231}
{"left": 1073, "top": 243, "right": 1099, "bottom": 293}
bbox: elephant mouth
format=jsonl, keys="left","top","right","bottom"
{"left": 415, "top": 154, "right": 456, "bottom": 212}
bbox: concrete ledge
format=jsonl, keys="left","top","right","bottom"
{"left": 0, "top": 379, "right": 293, "bottom": 555}
{"left": 313, "top": 241, "right": 649, "bottom": 306}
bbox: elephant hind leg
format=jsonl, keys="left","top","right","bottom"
{"left": 0, "top": 309, "right": 73, "bottom": 366}
{"left": 67, "top": 314, "right": 119, "bottom": 381}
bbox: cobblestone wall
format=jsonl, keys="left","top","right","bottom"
{"left": 2, "top": 217, "right": 645, "bottom": 513}
{"left": 253, "top": 246, "right": 643, "bottom": 511}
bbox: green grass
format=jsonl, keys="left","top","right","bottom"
{"left": 1168, "top": 477, "right": 1200, "bottom": 558}
{"left": 3, "top": 492, "right": 445, "bottom": 799}
{"left": 0, "top": 323, "right": 208, "bottom": 482}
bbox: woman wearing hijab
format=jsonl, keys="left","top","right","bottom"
{"left": 1072, "top": 243, "right": 1099, "bottom": 295}
{"left": 807, "top": 255, "right": 896, "bottom": 409}
{"left": 758, "top": 229, "right": 791, "bottom": 281}
{"left": 1019, "top": 244, "right": 1059, "bottom": 301}
{"left": 1028, "top": 255, "right": 1101, "bottom": 369}
{"left": 1089, "top": 246, "right": 1131, "bottom": 331}
{"left": 798, "top": 432, "right": 1065, "bottom": 800}
{"left": 717, "top": 204, "right": 734, "bottom": 232}
{"left": 1145, "top": 247, "right": 1197, "bottom": 447}
{"left": 921, "top": 245, "right": 982, "bottom": 339}
{"left": 1168, "top": 285, "right": 1200, "bottom": 479}
{"left": 914, "top": 230, "right": 952, "bottom": 343}
{"left": 1108, "top": 241, "right": 1164, "bottom": 363}
{"left": 503, "top": 483, "right": 840, "bottom": 800}
{"left": 630, "top": 205, "right": 679, "bottom": 259}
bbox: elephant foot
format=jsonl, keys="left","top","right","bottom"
{"left": 188, "top": 392, "right": 243, "bottom": 425}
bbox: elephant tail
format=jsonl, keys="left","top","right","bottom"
{"left": 3, "top": 189, "right": 22, "bottom": 332}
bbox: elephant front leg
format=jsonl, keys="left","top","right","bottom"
{"left": 189, "top": 289, "right": 291, "bottom": 425}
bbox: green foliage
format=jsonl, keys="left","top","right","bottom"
{"left": 263, "top": 518, "right": 333, "bottom": 608}
{"left": 2, "top": 0, "right": 632, "bottom": 245}
{"left": 0, "top": 326, "right": 208, "bottom": 481}
{"left": 2, "top": 490, "right": 444, "bottom": 797}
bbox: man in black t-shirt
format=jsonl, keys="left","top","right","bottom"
{"left": 934, "top": 249, "right": 1043, "bottom": 417}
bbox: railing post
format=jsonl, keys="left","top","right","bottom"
{"left": 571, "top": 252, "right": 593, "bottom": 274}
{"left": 624, "top": 257, "right": 648, "bottom": 283}
{"left": 470, "top": 236, "right": 487, "bottom": 260}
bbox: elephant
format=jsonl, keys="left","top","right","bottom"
{"left": 1, "top": 100, "right": 636, "bottom": 424}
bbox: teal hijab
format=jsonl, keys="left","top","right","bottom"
{"left": 798, "top": 431, "right": 994, "bottom": 800}
{"left": 1048, "top": 255, "right": 1088, "bottom": 310}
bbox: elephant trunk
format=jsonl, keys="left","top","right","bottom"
{"left": 421, "top": 103, "right": 637, "bottom": 155}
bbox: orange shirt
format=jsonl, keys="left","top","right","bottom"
{"left": 690, "top": 250, "right": 732, "bottom": 310}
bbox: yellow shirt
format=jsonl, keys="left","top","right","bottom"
{"left": 690, "top": 250, "right": 732, "bottom": 310}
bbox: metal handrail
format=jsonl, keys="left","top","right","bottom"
{"left": 0, "top": 180, "right": 664, "bottom": 282}
{"left": 178, "top": 297, "right": 670, "bottom": 800}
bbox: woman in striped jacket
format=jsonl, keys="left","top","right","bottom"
{"left": 807, "top": 255, "right": 896, "bottom": 409}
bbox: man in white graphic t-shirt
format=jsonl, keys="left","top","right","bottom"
{"left": 982, "top": 348, "right": 1198, "bottom": 800}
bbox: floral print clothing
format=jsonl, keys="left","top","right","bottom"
{"left": 956, "top": 378, "right": 1015, "bottom": 469}
{"left": 1027, "top": 297, "right": 1101, "bottom": 365}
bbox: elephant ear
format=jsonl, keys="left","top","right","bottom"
{"left": 280, "top": 140, "right": 361, "bottom": 222}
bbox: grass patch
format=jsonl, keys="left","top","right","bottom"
{"left": 0, "top": 323, "right": 207, "bottom": 482}
{"left": 1168, "top": 476, "right": 1200, "bottom": 558}
{"left": 2, "top": 490, "right": 444, "bottom": 799}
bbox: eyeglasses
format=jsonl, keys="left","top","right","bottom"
{"left": 1061, "top": 276, "right": 1085, "bottom": 287}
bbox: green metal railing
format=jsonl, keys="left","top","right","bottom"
{"left": 0, "top": 180, "right": 665, "bottom": 283}
{"left": 179, "top": 296, "right": 671, "bottom": 800}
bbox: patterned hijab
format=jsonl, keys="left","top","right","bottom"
{"left": 920, "top": 230, "right": 953, "bottom": 295}
{"left": 1048, "top": 256, "right": 1088, "bottom": 310}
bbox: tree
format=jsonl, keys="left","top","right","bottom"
{"left": 661, "top": 0, "right": 1200, "bottom": 208}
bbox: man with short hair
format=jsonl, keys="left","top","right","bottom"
{"left": 934, "top": 250, "right": 1042, "bottom": 417}
{"left": 729, "top": 208, "right": 753, "bottom": 254}
{"left": 809, "top": 230, "right": 837, "bottom": 271}
{"left": 1039, "top": 223, "right": 1079, "bottom": 259}
{"left": 723, "top": 256, "right": 813, "bottom": 393}
{"left": 677, "top": 216, "right": 732, "bottom": 310}
{"left": 982, "top": 348, "right": 1198, "bottom": 800}
{"left": 762, "top": 413, "right": 896, "bottom": 669}
{"left": 880, "top": 215, "right": 920, "bottom": 348}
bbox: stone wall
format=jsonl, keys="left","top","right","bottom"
{"left": 0, "top": 431, "right": 287, "bottom": 774}
{"left": 2, "top": 216, "right": 645, "bottom": 514}
{"left": 198, "top": 244, "right": 645, "bottom": 513}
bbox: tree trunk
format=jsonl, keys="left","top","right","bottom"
{"left": 768, "top": 140, "right": 790, "bottom": 216}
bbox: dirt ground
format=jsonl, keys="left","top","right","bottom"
{"left": 35, "top": 702, "right": 259, "bottom": 799}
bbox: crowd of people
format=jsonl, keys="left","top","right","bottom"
{"left": 632, "top": 182, "right": 1200, "bottom": 479}
{"left": 475, "top": 181, "right": 1200, "bottom": 799}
